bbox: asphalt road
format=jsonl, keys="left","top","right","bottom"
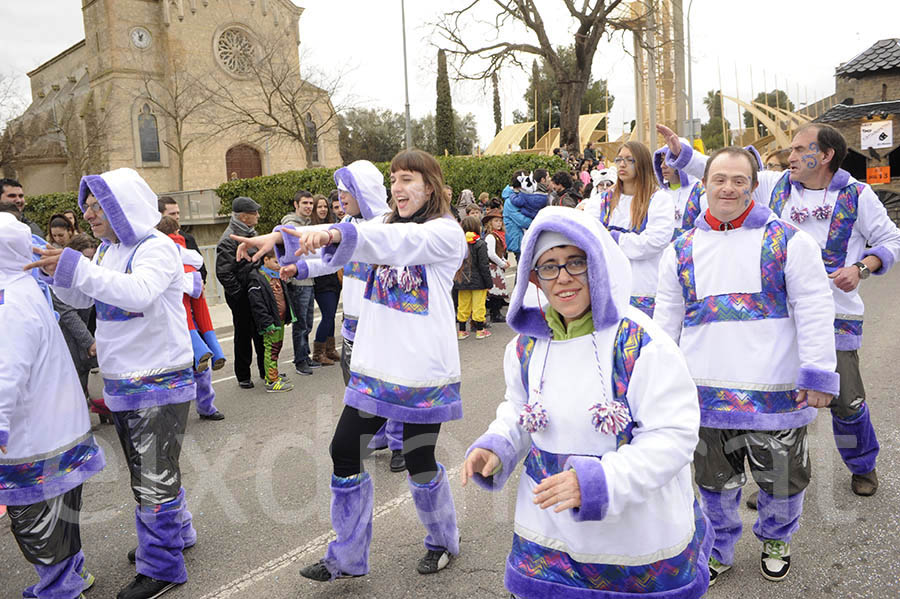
{"left": 2, "top": 273, "right": 899, "bottom": 599}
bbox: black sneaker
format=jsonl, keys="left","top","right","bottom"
{"left": 238, "top": 380, "right": 254, "bottom": 389}
{"left": 390, "top": 450, "right": 406, "bottom": 473}
{"left": 708, "top": 557, "right": 731, "bottom": 586}
{"left": 199, "top": 410, "right": 225, "bottom": 421}
{"left": 295, "top": 362, "right": 313, "bottom": 376}
{"left": 760, "top": 540, "right": 791, "bottom": 581}
{"left": 417, "top": 549, "right": 452, "bottom": 574}
{"left": 307, "top": 358, "right": 322, "bottom": 369}
{"left": 299, "top": 559, "right": 364, "bottom": 582}
{"left": 116, "top": 574, "right": 179, "bottom": 599}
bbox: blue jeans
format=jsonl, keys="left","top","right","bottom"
{"left": 289, "top": 283, "right": 315, "bottom": 366}
{"left": 314, "top": 290, "right": 339, "bottom": 342}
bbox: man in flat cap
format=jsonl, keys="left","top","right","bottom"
{"left": 216, "top": 196, "right": 266, "bottom": 389}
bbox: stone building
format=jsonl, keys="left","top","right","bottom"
{"left": 815, "top": 38, "right": 900, "bottom": 190}
{"left": 5, "top": 0, "right": 341, "bottom": 196}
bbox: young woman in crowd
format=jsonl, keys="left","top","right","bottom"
{"left": 47, "top": 212, "right": 76, "bottom": 247}
{"left": 582, "top": 141, "right": 674, "bottom": 317}
{"left": 309, "top": 194, "right": 342, "bottom": 365}
{"left": 233, "top": 149, "right": 467, "bottom": 581}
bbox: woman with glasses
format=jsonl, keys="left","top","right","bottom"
{"left": 764, "top": 149, "right": 791, "bottom": 172}
{"left": 583, "top": 142, "right": 674, "bottom": 317}
{"left": 462, "top": 207, "right": 711, "bottom": 599}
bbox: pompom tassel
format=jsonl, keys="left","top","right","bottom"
{"left": 589, "top": 401, "right": 632, "bottom": 436}
{"left": 518, "top": 399, "right": 549, "bottom": 434}
{"left": 812, "top": 205, "right": 832, "bottom": 221}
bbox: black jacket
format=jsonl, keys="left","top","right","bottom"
{"left": 456, "top": 238, "right": 493, "bottom": 290}
{"left": 247, "top": 267, "right": 296, "bottom": 334}
{"left": 552, "top": 187, "right": 582, "bottom": 209}
{"left": 181, "top": 229, "right": 207, "bottom": 282}
{"left": 216, "top": 216, "right": 257, "bottom": 297}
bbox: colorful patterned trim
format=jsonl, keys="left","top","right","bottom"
{"left": 769, "top": 171, "right": 793, "bottom": 217}
{"left": 672, "top": 182, "right": 706, "bottom": 240}
{"left": 344, "top": 261, "right": 371, "bottom": 281}
{"left": 347, "top": 371, "right": 460, "bottom": 410}
{"left": 523, "top": 445, "right": 575, "bottom": 485}
{"left": 629, "top": 296, "right": 655, "bottom": 317}
{"left": 342, "top": 316, "right": 359, "bottom": 336}
{"left": 0, "top": 438, "right": 100, "bottom": 492}
{"left": 697, "top": 385, "right": 798, "bottom": 414}
{"left": 104, "top": 366, "right": 194, "bottom": 397}
{"left": 515, "top": 334, "right": 536, "bottom": 391}
{"left": 834, "top": 317, "right": 863, "bottom": 338}
{"left": 0, "top": 289, "right": 4, "bottom": 305}
{"left": 677, "top": 221, "right": 793, "bottom": 327}
{"left": 364, "top": 264, "right": 429, "bottom": 315}
{"left": 96, "top": 301, "right": 144, "bottom": 321}
{"left": 507, "top": 501, "right": 706, "bottom": 593}
{"left": 609, "top": 318, "right": 651, "bottom": 446}
{"left": 331, "top": 472, "right": 370, "bottom": 489}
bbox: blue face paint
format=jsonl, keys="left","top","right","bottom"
{"left": 803, "top": 142, "right": 819, "bottom": 169}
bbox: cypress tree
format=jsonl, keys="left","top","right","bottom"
{"left": 435, "top": 49, "right": 455, "bottom": 155}
{"left": 492, "top": 72, "right": 502, "bottom": 135}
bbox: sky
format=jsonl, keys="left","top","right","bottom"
{"left": 2, "top": 0, "right": 899, "bottom": 149}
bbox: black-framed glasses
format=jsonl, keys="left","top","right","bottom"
{"left": 533, "top": 257, "right": 588, "bottom": 281}
{"left": 613, "top": 157, "right": 636, "bottom": 166}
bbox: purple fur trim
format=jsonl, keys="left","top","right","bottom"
{"left": 52, "top": 247, "right": 82, "bottom": 289}
{"left": 510, "top": 217, "right": 620, "bottom": 339}
{"left": 321, "top": 222, "right": 359, "bottom": 268}
{"left": 828, "top": 169, "right": 851, "bottom": 192}
{"left": 695, "top": 212, "right": 711, "bottom": 231}
{"left": 0, "top": 449, "right": 105, "bottom": 506}
{"left": 609, "top": 229, "right": 621, "bottom": 242}
{"left": 654, "top": 146, "right": 690, "bottom": 188}
{"left": 135, "top": 497, "right": 188, "bottom": 583}
{"left": 408, "top": 463, "right": 460, "bottom": 555}
{"left": 797, "top": 367, "right": 840, "bottom": 396}
{"left": 194, "top": 368, "right": 217, "bottom": 416}
{"left": 700, "top": 406, "right": 817, "bottom": 431}
{"left": 79, "top": 174, "right": 138, "bottom": 246}
{"left": 0, "top": 430, "right": 7, "bottom": 446}
{"left": 466, "top": 433, "right": 519, "bottom": 491}
{"left": 563, "top": 455, "right": 609, "bottom": 521}
{"left": 29, "top": 551, "right": 86, "bottom": 599}
{"left": 831, "top": 404, "right": 879, "bottom": 475}
{"left": 835, "top": 333, "right": 862, "bottom": 351}
{"left": 105, "top": 388, "right": 196, "bottom": 413}
{"left": 666, "top": 141, "right": 694, "bottom": 171}
{"left": 744, "top": 145, "right": 763, "bottom": 169}
{"left": 323, "top": 472, "right": 373, "bottom": 577}
{"left": 190, "top": 271, "right": 202, "bottom": 299}
{"left": 862, "top": 245, "right": 895, "bottom": 275}
{"left": 343, "top": 386, "right": 462, "bottom": 424}
{"left": 699, "top": 487, "right": 742, "bottom": 566}
{"left": 752, "top": 489, "right": 804, "bottom": 544}
{"left": 295, "top": 260, "right": 310, "bottom": 280}
{"left": 273, "top": 225, "right": 300, "bottom": 266}
{"left": 743, "top": 202, "right": 773, "bottom": 229}
{"left": 334, "top": 167, "right": 372, "bottom": 221}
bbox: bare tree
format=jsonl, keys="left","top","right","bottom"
{"left": 0, "top": 74, "right": 27, "bottom": 175}
{"left": 136, "top": 56, "right": 214, "bottom": 190}
{"left": 435, "top": 1, "right": 651, "bottom": 151}
{"left": 48, "top": 89, "right": 114, "bottom": 185}
{"left": 203, "top": 37, "right": 347, "bottom": 168}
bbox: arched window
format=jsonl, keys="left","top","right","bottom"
{"left": 138, "top": 104, "right": 161, "bottom": 163}
{"left": 305, "top": 112, "right": 319, "bottom": 164}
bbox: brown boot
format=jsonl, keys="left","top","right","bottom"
{"left": 325, "top": 337, "right": 341, "bottom": 361}
{"left": 851, "top": 469, "right": 878, "bottom": 496}
{"left": 313, "top": 341, "right": 334, "bottom": 366}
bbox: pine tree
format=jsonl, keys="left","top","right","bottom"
{"left": 492, "top": 72, "right": 502, "bottom": 136}
{"left": 435, "top": 49, "right": 455, "bottom": 156}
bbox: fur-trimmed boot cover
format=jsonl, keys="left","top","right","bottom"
{"left": 201, "top": 330, "right": 227, "bottom": 371}
{"left": 134, "top": 491, "right": 189, "bottom": 584}
{"left": 323, "top": 473, "right": 374, "bottom": 578}
{"left": 832, "top": 403, "right": 880, "bottom": 475}
{"left": 367, "top": 420, "right": 404, "bottom": 452}
{"left": 699, "top": 487, "right": 742, "bottom": 566}
{"left": 753, "top": 489, "right": 804, "bottom": 543}
{"left": 408, "top": 463, "right": 460, "bottom": 556}
{"left": 189, "top": 329, "right": 213, "bottom": 373}
{"left": 194, "top": 369, "right": 218, "bottom": 418}
{"left": 22, "top": 550, "right": 87, "bottom": 599}
{"left": 180, "top": 490, "right": 198, "bottom": 549}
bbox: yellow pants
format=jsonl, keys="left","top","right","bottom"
{"left": 457, "top": 289, "right": 487, "bottom": 323}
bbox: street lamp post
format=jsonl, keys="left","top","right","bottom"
{"left": 401, "top": 0, "right": 412, "bottom": 149}
{"left": 686, "top": 0, "right": 695, "bottom": 143}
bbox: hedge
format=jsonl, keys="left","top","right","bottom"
{"left": 215, "top": 154, "right": 568, "bottom": 233}
{"left": 22, "top": 154, "right": 568, "bottom": 236}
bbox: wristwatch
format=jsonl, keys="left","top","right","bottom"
{"left": 853, "top": 261, "right": 870, "bottom": 279}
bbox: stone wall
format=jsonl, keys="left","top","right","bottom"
{"left": 835, "top": 70, "right": 900, "bottom": 105}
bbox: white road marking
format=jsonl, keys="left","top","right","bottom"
{"left": 196, "top": 464, "right": 462, "bottom": 599}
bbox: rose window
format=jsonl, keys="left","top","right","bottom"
{"left": 217, "top": 28, "right": 253, "bottom": 75}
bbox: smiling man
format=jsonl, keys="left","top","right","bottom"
{"left": 660, "top": 123, "right": 900, "bottom": 498}
{"left": 655, "top": 147, "right": 839, "bottom": 585}
{"left": 1, "top": 178, "right": 44, "bottom": 237}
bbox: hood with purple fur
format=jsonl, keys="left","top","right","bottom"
{"left": 0, "top": 212, "right": 33, "bottom": 283}
{"left": 78, "top": 168, "right": 161, "bottom": 246}
{"left": 506, "top": 207, "right": 632, "bottom": 339}
{"left": 654, "top": 145, "right": 690, "bottom": 188}
{"left": 333, "top": 160, "right": 389, "bottom": 221}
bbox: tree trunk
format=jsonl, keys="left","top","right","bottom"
{"left": 558, "top": 79, "right": 587, "bottom": 153}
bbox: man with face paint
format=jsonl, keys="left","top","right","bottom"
{"left": 659, "top": 123, "right": 900, "bottom": 499}
{"left": 655, "top": 147, "right": 838, "bottom": 585}
{"left": 27, "top": 168, "right": 199, "bottom": 599}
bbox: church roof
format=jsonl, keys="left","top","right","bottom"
{"left": 815, "top": 100, "right": 900, "bottom": 123}
{"left": 836, "top": 38, "right": 900, "bottom": 77}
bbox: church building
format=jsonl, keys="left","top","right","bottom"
{"left": 7, "top": 0, "right": 341, "bottom": 195}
